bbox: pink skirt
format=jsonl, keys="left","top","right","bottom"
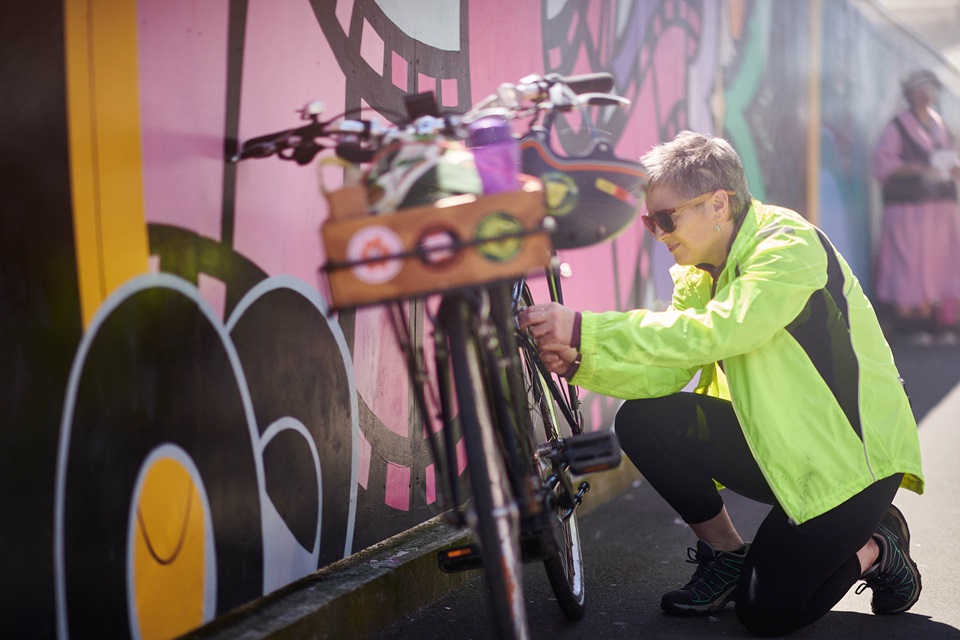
{"left": 874, "top": 199, "right": 960, "bottom": 312}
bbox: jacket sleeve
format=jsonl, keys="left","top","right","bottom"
{"left": 569, "top": 355, "right": 699, "bottom": 399}
{"left": 569, "top": 273, "right": 706, "bottom": 398}
{"left": 571, "top": 222, "right": 827, "bottom": 398}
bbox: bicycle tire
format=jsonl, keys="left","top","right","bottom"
{"left": 442, "top": 294, "right": 528, "bottom": 640}
{"left": 517, "top": 283, "right": 587, "bottom": 620}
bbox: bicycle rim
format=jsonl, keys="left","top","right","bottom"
{"left": 518, "top": 285, "right": 586, "bottom": 620}
{"left": 443, "top": 297, "right": 528, "bottom": 640}
{"left": 540, "top": 446, "right": 586, "bottom": 618}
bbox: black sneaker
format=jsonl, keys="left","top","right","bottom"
{"left": 661, "top": 540, "right": 749, "bottom": 615}
{"left": 856, "top": 504, "right": 922, "bottom": 614}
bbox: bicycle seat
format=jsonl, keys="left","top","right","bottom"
{"left": 520, "top": 129, "right": 646, "bottom": 249}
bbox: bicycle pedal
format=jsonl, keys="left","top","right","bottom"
{"left": 437, "top": 543, "right": 484, "bottom": 573}
{"left": 564, "top": 430, "right": 622, "bottom": 475}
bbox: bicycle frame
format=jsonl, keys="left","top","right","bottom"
{"left": 386, "top": 294, "right": 519, "bottom": 512}
{"left": 384, "top": 256, "right": 585, "bottom": 523}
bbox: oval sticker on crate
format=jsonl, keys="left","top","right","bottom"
{"left": 416, "top": 224, "right": 462, "bottom": 270}
{"left": 346, "top": 225, "right": 404, "bottom": 283}
{"left": 476, "top": 212, "right": 523, "bottom": 262}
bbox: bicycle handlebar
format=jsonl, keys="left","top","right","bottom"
{"left": 233, "top": 72, "right": 622, "bottom": 166}
{"left": 233, "top": 117, "right": 391, "bottom": 165}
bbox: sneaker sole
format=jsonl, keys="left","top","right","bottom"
{"left": 660, "top": 584, "right": 737, "bottom": 616}
{"left": 876, "top": 504, "right": 922, "bottom": 614}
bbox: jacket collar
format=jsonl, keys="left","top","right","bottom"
{"left": 695, "top": 200, "right": 756, "bottom": 281}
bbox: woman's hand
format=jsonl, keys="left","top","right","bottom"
{"left": 538, "top": 347, "right": 580, "bottom": 376}
{"left": 518, "top": 302, "right": 575, "bottom": 349}
{"left": 517, "top": 302, "right": 579, "bottom": 376}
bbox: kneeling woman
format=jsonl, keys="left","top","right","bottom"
{"left": 520, "top": 131, "right": 924, "bottom": 637}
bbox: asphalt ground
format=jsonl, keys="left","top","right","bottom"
{"left": 370, "top": 337, "right": 960, "bottom": 640}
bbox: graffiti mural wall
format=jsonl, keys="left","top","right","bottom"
{"left": 3, "top": 0, "right": 958, "bottom": 637}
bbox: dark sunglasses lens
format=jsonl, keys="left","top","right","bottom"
{"left": 643, "top": 211, "right": 675, "bottom": 234}
{"left": 655, "top": 211, "right": 675, "bottom": 233}
{"left": 642, "top": 215, "right": 657, "bottom": 234}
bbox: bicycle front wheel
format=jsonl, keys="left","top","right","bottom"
{"left": 442, "top": 295, "right": 528, "bottom": 640}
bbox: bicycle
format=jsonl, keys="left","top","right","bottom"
{"left": 235, "top": 71, "right": 646, "bottom": 639}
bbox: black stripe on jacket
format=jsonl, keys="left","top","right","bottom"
{"left": 784, "top": 231, "right": 863, "bottom": 442}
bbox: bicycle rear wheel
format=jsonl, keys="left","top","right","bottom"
{"left": 517, "top": 284, "right": 587, "bottom": 620}
{"left": 442, "top": 294, "right": 528, "bottom": 640}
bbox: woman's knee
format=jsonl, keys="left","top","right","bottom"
{"left": 614, "top": 397, "right": 672, "bottom": 436}
{"left": 617, "top": 391, "right": 687, "bottom": 424}
{"left": 614, "top": 397, "right": 683, "bottom": 475}
{"left": 735, "top": 599, "right": 799, "bottom": 637}
{"left": 614, "top": 399, "right": 660, "bottom": 457}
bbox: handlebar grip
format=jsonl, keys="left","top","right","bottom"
{"left": 236, "top": 121, "right": 329, "bottom": 162}
{"left": 236, "top": 129, "right": 295, "bottom": 160}
{"left": 561, "top": 72, "right": 614, "bottom": 95}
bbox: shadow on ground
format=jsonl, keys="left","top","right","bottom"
{"left": 889, "top": 339, "right": 960, "bottom": 422}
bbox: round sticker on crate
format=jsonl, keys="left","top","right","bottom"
{"left": 476, "top": 212, "right": 523, "bottom": 262}
{"left": 346, "top": 225, "right": 404, "bottom": 284}
{"left": 416, "top": 224, "right": 462, "bottom": 270}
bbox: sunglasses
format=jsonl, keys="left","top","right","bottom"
{"left": 641, "top": 190, "right": 736, "bottom": 235}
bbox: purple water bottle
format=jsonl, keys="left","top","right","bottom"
{"left": 467, "top": 116, "right": 520, "bottom": 194}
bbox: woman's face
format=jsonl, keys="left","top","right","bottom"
{"left": 907, "top": 81, "right": 938, "bottom": 108}
{"left": 643, "top": 185, "right": 731, "bottom": 267}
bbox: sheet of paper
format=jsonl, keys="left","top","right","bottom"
{"left": 931, "top": 149, "right": 959, "bottom": 180}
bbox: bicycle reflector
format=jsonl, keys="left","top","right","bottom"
{"left": 520, "top": 131, "right": 646, "bottom": 249}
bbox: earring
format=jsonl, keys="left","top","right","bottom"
{"left": 714, "top": 223, "right": 722, "bottom": 232}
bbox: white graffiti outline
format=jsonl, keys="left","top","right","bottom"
{"left": 55, "top": 273, "right": 360, "bottom": 638}
{"left": 226, "top": 274, "right": 360, "bottom": 559}
{"left": 257, "top": 417, "right": 323, "bottom": 593}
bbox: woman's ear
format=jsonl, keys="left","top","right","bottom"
{"left": 712, "top": 190, "right": 732, "bottom": 222}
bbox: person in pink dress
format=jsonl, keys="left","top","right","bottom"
{"left": 874, "top": 69, "right": 960, "bottom": 346}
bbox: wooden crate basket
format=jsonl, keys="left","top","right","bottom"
{"left": 320, "top": 176, "right": 551, "bottom": 310}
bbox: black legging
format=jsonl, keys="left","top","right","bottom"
{"left": 616, "top": 393, "right": 902, "bottom": 637}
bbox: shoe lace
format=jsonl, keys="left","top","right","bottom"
{"left": 683, "top": 546, "right": 737, "bottom": 592}
{"left": 857, "top": 568, "right": 909, "bottom": 597}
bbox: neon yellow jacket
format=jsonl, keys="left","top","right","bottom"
{"left": 573, "top": 200, "right": 923, "bottom": 524}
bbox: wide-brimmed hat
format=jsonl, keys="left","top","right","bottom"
{"left": 902, "top": 69, "right": 942, "bottom": 93}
